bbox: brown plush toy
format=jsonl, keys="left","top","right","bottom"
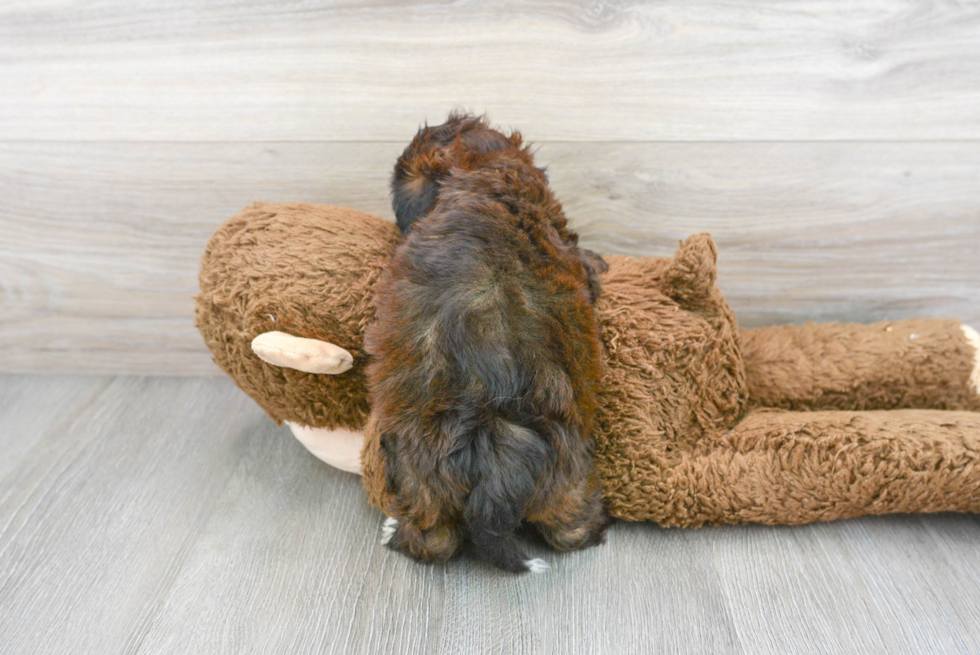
{"left": 196, "top": 202, "right": 980, "bottom": 527}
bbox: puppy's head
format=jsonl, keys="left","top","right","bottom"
{"left": 391, "top": 112, "right": 522, "bottom": 233}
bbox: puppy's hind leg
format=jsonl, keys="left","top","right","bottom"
{"left": 384, "top": 516, "right": 463, "bottom": 564}
{"left": 531, "top": 476, "right": 609, "bottom": 552}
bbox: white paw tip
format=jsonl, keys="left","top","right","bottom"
{"left": 380, "top": 516, "right": 398, "bottom": 545}
{"left": 525, "top": 558, "right": 550, "bottom": 574}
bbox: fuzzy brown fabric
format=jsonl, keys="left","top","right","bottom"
{"left": 703, "top": 409, "right": 980, "bottom": 525}
{"left": 584, "top": 237, "right": 750, "bottom": 524}
{"left": 742, "top": 320, "right": 980, "bottom": 413}
{"left": 198, "top": 204, "right": 980, "bottom": 527}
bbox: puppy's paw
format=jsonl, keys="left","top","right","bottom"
{"left": 524, "top": 558, "right": 550, "bottom": 574}
{"left": 380, "top": 516, "right": 398, "bottom": 546}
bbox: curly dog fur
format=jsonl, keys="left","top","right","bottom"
{"left": 364, "top": 113, "right": 609, "bottom": 573}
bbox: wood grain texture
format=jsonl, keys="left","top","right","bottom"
{"left": 2, "top": 375, "right": 980, "bottom": 655}
{"left": 2, "top": 1, "right": 980, "bottom": 141}
{"left": 713, "top": 518, "right": 980, "bottom": 654}
{"left": 1, "top": 141, "right": 977, "bottom": 374}
{"left": 0, "top": 375, "right": 265, "bottom": 655}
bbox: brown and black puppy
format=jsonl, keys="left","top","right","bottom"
{"left": 365, "top": 113, "right": 609, "bottom": 573}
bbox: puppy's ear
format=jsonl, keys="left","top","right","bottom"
{"left": 579, "top": 249, "right": 609, "bottom": 304}
{"left": 391, "top": 149, "right": 450, "bottom": 233}
{"left": 392, "top": 113, "right": 516, "bottom": 233}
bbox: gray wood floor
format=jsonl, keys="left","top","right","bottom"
{"left": 2, "top": 375, "right": 979, "bottom": 655}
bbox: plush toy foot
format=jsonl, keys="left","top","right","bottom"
{"left": 286, "top": 422, "right": 365, "bottom": 474}
{"left": 963, "top": 324, "right": 980, "bottom": 396}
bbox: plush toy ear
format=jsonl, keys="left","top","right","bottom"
{"left": 250, "top": 331, "right": 354, "bottom": 375}
{"left": 664, "top": 232, "right": 719, "bottom": 303}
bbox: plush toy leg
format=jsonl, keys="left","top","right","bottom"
{"left": 607, "top": 408, "right": 980, "bottom": 527}
{"left": 741, "top": 319, "right": 980, "bottom": 412}
{"left": 286, "top": 422, "right": 365, "bottom": 474}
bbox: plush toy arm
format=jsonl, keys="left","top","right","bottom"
{"left": 740, "top": 319, "right": 980, "bottom": 412}
{"left": 598, "top": 408, "right": 980, "bottom": 527}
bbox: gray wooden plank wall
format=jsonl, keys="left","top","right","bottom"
{"left": 1, "top": 1, "right": 979, "bottom": 374}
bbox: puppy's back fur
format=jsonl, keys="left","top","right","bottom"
{"left": 366, "top": 114, "right": 608, "bottom": 573}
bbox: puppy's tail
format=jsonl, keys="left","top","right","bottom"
{"left": 464, "top": 488, "right": 547, "bottom": 574}
{"left": 461, "top": 421, "right": 551, "bottom": 574}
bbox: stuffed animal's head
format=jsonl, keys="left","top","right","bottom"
{"left": 196, "top": 202, "right": 398, "bottom": 430}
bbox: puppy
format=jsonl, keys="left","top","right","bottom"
{"left": 365, "top": 113, "right": 609, "bottom": 573}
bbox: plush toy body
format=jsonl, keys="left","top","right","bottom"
{"left": 197, "top": 203, "right": 980, "bottom": 527}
